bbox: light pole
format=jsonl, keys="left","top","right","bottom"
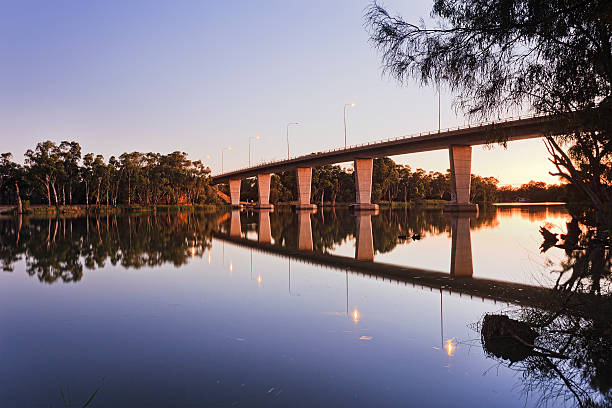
{"left": 344, "top": 103, "right": 355, "bottom": 148}
{"left": 221, "top": 146, "right": 232, "bottom": 173}
{"left": 437, "top": 81, "right": 441, "bottom": 134}
{"left": 248, "top": 135, "right": 260, "bottom": 166}
{"left": 286, "top": 122, "right": 299, "bottom": 159}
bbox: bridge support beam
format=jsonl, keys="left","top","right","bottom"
{"left": 444, "top": 145, "right": 478, "bottom": 212}
{"left": 295, "top": 167, "right": 317, "bottom": 210}
{"left": 351, "top": 158, "right": 379, "bottom": 211}
{"left": 297, "top": 209, "right": 315, "bottom": 251}
{"left": 449, "top": 213, "right": 474, "bottom": 277}
{"left": 255, "top": 173, "right": 274, "bottom": 209}
{"left": 229, "top": 179, "right": 242, "bottom": 207}
{"left": 355, "top": 210, "right": 377, "bottom": 261}
{"left": 258, "top": 209, "right": 273, "bottom": 244}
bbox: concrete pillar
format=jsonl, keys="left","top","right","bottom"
{"left": 355, "top": 211, "right": 377, "bottom": 261}
{"left": 449, "top": 213, "right": 474, "bottom": 277}
{"left": 351, "top": 158, "right": 379, "bottom": 211}
{"left": 444, "top": 145, "right": 478, "bottom": 212}
{"left": 229, "top": 179, "right": 242, "bottom": 207}
{"left": 229, "top": 209, "right": 241, "bottom": 238}
{"left": 258, "top": 209, "right": 273, "bottom": 244}
{"left": 256, "top": 173, "right": 274, "bottom": 209}
{"left": 295, "top": 167, "right": 317, "bottom": 210}
{"left": 297, "top": 209, "right": 314, "bottom": 251}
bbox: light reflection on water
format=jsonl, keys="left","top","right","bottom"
{"left": 0, "top": 206, "right": 595, "bottom": 407}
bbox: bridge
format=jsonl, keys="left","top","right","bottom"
{"left": 211, "top": 114, "right": 562, "bottom": 212}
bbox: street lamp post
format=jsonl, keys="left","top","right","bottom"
{"left": 344, "top": 103, "right": 355, "bottom": 148}
{"left": 286, "top": 122, "right": 299, "bottom": 159}
{"left": 221, "top": 146, "right": 232, "bottom": 173}
{"left": 248, "top": 135, "right": 260, "bottom": 166}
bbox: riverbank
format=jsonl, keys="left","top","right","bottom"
{"left": 0, "top": 204, "right": 224, "bottom": 216}
{"left": 0, "top": 199, "right": 567, "bottom": 216}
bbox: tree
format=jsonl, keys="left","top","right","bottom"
{"left": 373, "top": 157, "right": 399, "bottom": 203}
{"left": 0, "top": 153, "right": 25, "bottom": 213}
{"left": 58, "top": 141, "right": 81, "bottom": 205}
{"left": 24, "top": 141, "right": 60, "bottom": 205}
{"left": 365, "top": 0, "right": 612, "bottom": 223}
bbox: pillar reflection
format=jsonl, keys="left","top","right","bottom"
{"left": 258, "top": 209, "right": 273, "bottom": 244}
{"left": 448, "top": 213, "right": 475, "bottom": 277}
{"left": 355, "top": 211, "right": 377, "bottom": 261}
{"left": 297, "top": 209, "right": 315, "bottom": 251}
{"left": 229, "top": 209, "right": 242, "bottom": 238}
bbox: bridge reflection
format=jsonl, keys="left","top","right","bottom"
{"left": 217, "top": 208, "right": 573, "bottom": 310}
{"left": 449, "top": 213, "right": 474, "bottom": 278}
{"left": 228, "top": 207, "right": 474, "bottom": 277}
{"left": 355, "top": 211, "right": 376, "bottom": 261}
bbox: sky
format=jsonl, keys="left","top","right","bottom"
{"left": 0, "top": 0, "right": 561, "bottom": 186}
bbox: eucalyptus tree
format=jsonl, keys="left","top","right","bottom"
{"left": 81, "top": 153, "right": 94, "bottom": 207}
{"left": 119, "top": 152, "right": 143, "bottom": 205}
{"left": 0, "top": 153, "right": 25, "bottom": 213}
{"left": 373, "top": 157, "right": 399, "bottom": 203}
{"left": 58, "top": 141, "right": 81, "bottom": 204}
{"left": 92, "top": 154, "right": 106, "bottom": 206}
{"left": 24, "top": 141, "right": 61, "bottom": 205}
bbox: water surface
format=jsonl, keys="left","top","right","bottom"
{"left": 0, "top": 206, "right": 604, "bottom": 407}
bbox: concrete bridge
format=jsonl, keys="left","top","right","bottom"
{"left": 211, "top": 114, "right": 561, "bottom": 212}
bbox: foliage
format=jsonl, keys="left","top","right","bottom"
{"left": 2, "top": 141, "right": 214, "bottom": 207}
{"left": 365, "top": 0, "right": 612, "bottom": 223}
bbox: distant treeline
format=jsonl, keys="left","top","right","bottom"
{"left": 0, "top": 141, "right": 219, "bottom": 212}
{"left": 1, "top": 141, "right": 569, "bottom": 210}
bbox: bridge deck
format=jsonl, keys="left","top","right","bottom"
{"left": 212, "top": 114, "right": 559, "bottom": 184}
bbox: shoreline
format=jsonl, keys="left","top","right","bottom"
{"left": 0, "top": 200, "right": 567, "bottom": 217}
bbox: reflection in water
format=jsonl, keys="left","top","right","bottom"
{"left": 355, "top": 211, "right": 376, "bottom": 261}
{"left": 0, "top": 206, "right": 609, "bottom": 407}
{"left": 449, "top": 213, "right": 474, "bottom": 277}
{"left": 297, "top": 209, "right": 315, "bottom": 251}
{"left": 0, "top": 214, "right": 213, "bottom": 283}
{"left": 258, "top": 209, "right": 273, "bottom": 244}
{"left": 445, "top": 338, "right": 456, "bottom": 357}
{"left": 230, "top": 209, "right": 241, "bottom": 238}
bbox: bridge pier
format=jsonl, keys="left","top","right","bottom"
{"left": 351, "top": 158, "right": 379, "bottom": 211}
{"left": 448, "top": 213, "right": 474, "bottom": 277}
{"left": 258, "top": 209, "right": 273, "bottom": 244}
{"left": 444, "top": 145, "right": 478, "bottom": 212}
{"left": 229, "top": 179, "right": 242, "bottom": 207}
{"left": 297, "top": 209, "right": 315, "bottom": 251}
{"left": 256, "top": 173, "right": 274, "bottom": 209}
{"left": 229, "top": 209, "right": 242, "bottom": 238}
{"left": 355, "top": 210, "right": 377, "bottom": 261}
{"left": 295, "top": 167, "right": 317, "bottom": 210}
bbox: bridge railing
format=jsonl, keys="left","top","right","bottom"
{"left": 216, "top": 113, "right": 546, "bottom": 177}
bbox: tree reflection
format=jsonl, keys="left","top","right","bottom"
{"left": 480, "top": 218, "right": 612, "bottom": 407}
{"left": 0, "top": 213, "right": 214, "bottom": 283}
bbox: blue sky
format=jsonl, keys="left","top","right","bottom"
{"left": 0, "top": 0, "right": 558, "bottom": 185}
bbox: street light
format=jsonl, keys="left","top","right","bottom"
{"left": 286, "top": 122, "right": 300, "bottom": 159}
{"left": 248, "top": 135, "right": 260, "bottom": 166}
{"left": 221, "top": 146, "right": 232, "bottom": 173}
{"left": 344, "top": 102, "right": 355, "bottom": 148}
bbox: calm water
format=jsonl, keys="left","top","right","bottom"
{"left": 0, "top": 206, "right": 605, "bottom": 407}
